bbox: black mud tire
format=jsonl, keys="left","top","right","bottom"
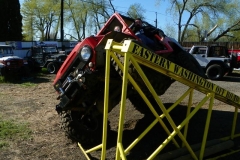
{"left": 110, "top": 51, "right": 174, "bottom": 114}
{"left": 167, "top": 50, "right": 207, "bottom": 78}
{"left": 59, "top": 110, "right": 108, "bottom": 144}
{"left": 206, "top": 64, "right": 223, "bottom": 80}
{"left": 110, "top": 49, "right": 207, "bottom": 113}
{"left": 47, "top": 62, "right": 59, "bottom": 74}
{"left": 111, "top": 51, "right": 174, "bottom": 96}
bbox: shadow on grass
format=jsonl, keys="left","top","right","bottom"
{"left": 0, "top": 69, "right": 54, "bottom": 84}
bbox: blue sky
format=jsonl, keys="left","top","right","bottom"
{"left": 110, "top": 0, "right": 172, "bottom": 28}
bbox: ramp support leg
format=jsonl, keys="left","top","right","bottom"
{"left": 231, "top": 107, "right": 238, "bottom": 139}
{"left": 182, "top": 89, "right": 194, "bottom": 147}
{"left": 116, "top": 51, "right": 130, "bottom": 160}
{"left": 199, "top": 93, "right": 214, "bottom": 160}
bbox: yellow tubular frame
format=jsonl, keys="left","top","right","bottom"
{"left": 78, "top": 39, "right": 240, "bottom": 160}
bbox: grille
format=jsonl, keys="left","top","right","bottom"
{"left": 6, "top": 60, "right": 23, "bottom": 69}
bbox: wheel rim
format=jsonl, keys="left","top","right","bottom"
{"left": 47, "top": 63, "right": 55, "bottom": 73}
{"left": 208, "top": 66, "right": 222, "bottom": 79}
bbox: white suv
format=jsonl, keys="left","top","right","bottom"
{"left": 189, "top": 45, "right": 231, "bottom": 80}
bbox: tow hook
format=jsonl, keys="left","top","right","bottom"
{"left": 56, "top": 104, "right": 62, "bottom": 113}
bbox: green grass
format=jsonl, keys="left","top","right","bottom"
{"left": 0, "top": 75, "right": 20, "bottom": 83}
{"left": 41, "top": 68, "right": 48, "bottom": 74}
{"left": 0, "top": 117, "right": 32, "bottom": 149}
{"left": 0, "top": 76, "right": 5, "bottom": 83}
{"left": 0, "top": 141, "right": 9, "bottom": 148}
{"left": 20, "top": 82, "right": 36, "bottom": 87}
{"left": 0, "top": 67, "right": 48, "bottom": 84}
{"left": 0, "top": 76, "right": 36, "bottom": 87}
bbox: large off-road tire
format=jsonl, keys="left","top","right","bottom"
{"left": 111, "top": 51, "right": 174, "bottom": 95}
{"left": 59, "top": 110, "right": 109, "bottom": 144}
{"left": 167, "top": 50, "right": 207, "bottom": 78}
{"left": 47, "top": 62, "right": 59, "bottom": 74}
{"left": 206, "top": 64, "right": 223, "bottom": 80}
{"left": 110, "top": 51, "right": 174, "bottom": 114}
{"left": 111, "top": 49, "right": 206, "bottom": 114}
{"left": 57, "top": 66, "right": 122, "bottom": 144}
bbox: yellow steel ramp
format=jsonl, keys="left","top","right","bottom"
{"left": 78, "top": 39, "right": 240, "bottom": 160}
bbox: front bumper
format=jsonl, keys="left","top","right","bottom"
{"left": 54, "top": 76, "right": 84, "bottom": 111}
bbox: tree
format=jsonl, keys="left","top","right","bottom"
{"left": 64, "top": 0, "right": 88, "bottom": 40}
{"left": 194, "top": 2, "right": 240, "bottom": 42}
{"left": 212, "top": 6, "right": 240, "bottom": 42}
{"left": 127, "top": 3, "right": 145, "bottom": 20}
{"left": 86, "top": 0, "right": 115, "bottom": 35}
{"left": 178, "top": 0, "right": 227, "bottom": 42}
{"left": 156, "top": 0, "right": 240, "bottom": 43}
{"left": 163, "top": 23, "right": 177, "bottom": 39}
{"left": 21, "top": 0, "right": 60, "bottom": 41}
{"left": 21, "top": 0, "right": 116, "bottom": 41}
{"left": 0, "top": 0, "right": 23, "bottom": 41}
{"left": 20, "top": 0, "right": 148, "bottom": 41}
{"left": 63, "top": 0, "right": 114, "bottom": 40}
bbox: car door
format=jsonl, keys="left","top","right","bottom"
{"left": 191, "top": 46, "right": 210, "bottom": 68}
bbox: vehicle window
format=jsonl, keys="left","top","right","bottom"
{"left": 32, "top": 48, "right": 42, "bottom": 57}
{"left": 218, "top": 47, "right": 228, "bottom": 57}
{"left": 42, "top": 47, "right": 57, "bottom": 53}
{"left": 0, "top": 46, "right": 13, "bottom": 55}
{"left": 209, "top": 46, "right": 228, "bottom": 57}
{"left": 213, "top": 47, "right": 220, "bottom": 56}
{"left": 192, "top": 47, "right": 206, "bottom": 54}
{"left": 33, "top": 48, "right": 41, "bottom": 53}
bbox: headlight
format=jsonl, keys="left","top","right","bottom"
{"left": 80, "top": 46, "right": 92, "bottom": 61}
{"left": 7, "top": 62, "right": 10, "bottom": 66}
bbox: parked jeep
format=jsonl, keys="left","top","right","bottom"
{"left": 25, "top": 43, "right": 71, "bottom": 74}
{"left": 189, "top": 45, "right": 232, "bottom": 80}
{"left": 0, "top": 45, "right": 27, "bottom": 77}
{"left": 45, "top": 50, "right": 70, "bottom": 74}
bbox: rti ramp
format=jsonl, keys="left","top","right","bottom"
{"left": 78, "top": 39, "right": 240, "bottom": 160}
{"left": 116, "top": 40, "right": 240, "bottom": 108}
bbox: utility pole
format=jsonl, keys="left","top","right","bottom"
{"left": 61, "top": 0, "right": 64, "bottom": 50}
{"left": 155, "top": 12, "right": 157, "bottom": 28}
{"left": 31, "top": 15, "right": 33, "bottom": 45}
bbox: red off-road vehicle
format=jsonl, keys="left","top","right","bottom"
{"left": 53, "top": 13, "right": 205, "bottom": 143}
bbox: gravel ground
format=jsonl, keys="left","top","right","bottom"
{"left": 0, "top": 72, "right": 240, "bottom": 160}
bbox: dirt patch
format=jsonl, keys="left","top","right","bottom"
{"left": 1, "top": 73, "right": 240, "bottom": 160}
